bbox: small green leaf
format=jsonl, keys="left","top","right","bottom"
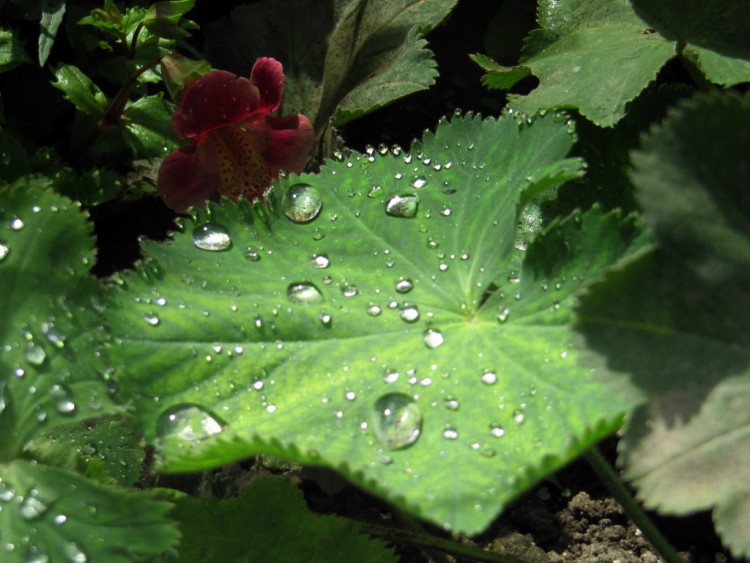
{"left": 52, "top": 64, "right": 107, "bottom": 119}
{"left": 39, "top": 0, "right": 66, "bottom": 67}
{"left": 165, "top": 476, "right": 396, "bottom": 561}
{"left": 0, "top": 28, "right": 31, "bottom": 74}
{"left": 0, "top": 459, "right": 178, "bottom": 562}
{"left": 108, "top": 113, "right": 644, "bottom": 533}
{"left": 470, "top": 52, "right": 531, "bottom": 90}
{"left": 577, "top": 93, "right": 750, "bottom": 559}
{"left": 205, "top": 0, "right": 456, "bottom": 135}
{"left": 121, "top": 94, "right": 178, "bottom": 158}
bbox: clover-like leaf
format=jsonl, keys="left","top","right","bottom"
{"left": 204, "top": 0, "right": 456, "bottom": 137}
{"left": 107, "top": 113, "right": 645, "bottom": 533}
{"left": 165, "top": 476, "right": 396, "bottom": 561}
{"left": 576, "top": 93, "right": 750, "bottom": 558}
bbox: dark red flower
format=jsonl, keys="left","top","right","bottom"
{"left": 158, "top": 58, "right": 314, "bottom": 212}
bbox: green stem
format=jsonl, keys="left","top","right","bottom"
{"left": 584, "top": 447, "right": 685, "bottom": 563}
{"left": 361, "top": 520, "right": 527, "bottom": 563}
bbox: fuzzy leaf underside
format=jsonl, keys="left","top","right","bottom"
{"left": 0, "top": 182, "right": 177, "bottom": 561}
{"left": 166, "top": 476, "right": 396, "bottom": 562}
{"left": 576, "top": 94, "right": 750, "bottom": 558}
{"left": 204, "top": 0, "right": 456, "bottom": 133}
{"left": 107, "top": 113, "right": 643, "bottom": 533}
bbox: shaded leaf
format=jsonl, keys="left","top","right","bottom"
{"left": 576, "top": 93, "right": 750, "bottom": 558}
{"left": 108, "top": 113, "right": 644, "bottom": 533}
{"left": 165, "top": 476, "right": 396, "bottom": 562}
{"left": 204, "top": 0, "right": 456, "bottom": 138}
{"left": 0, "top": 28, "right": 32, "bottom": 74}
{"left": 631, "top": 0, "right": 750, "bottom": 86}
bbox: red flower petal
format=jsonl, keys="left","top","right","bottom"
{"left": 250, "top": 58, "right": 285, "bottom": 115}
{"left": 253, "top": 114, "right": 315, "bottom": 173}
{"left": 171, "top": 70, "right": 261, "bottom": 140}
{"left": 157, "top": 143, "right": 221, "bottom": 213}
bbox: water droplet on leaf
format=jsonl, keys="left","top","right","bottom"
{"left": 385, "top": 194, "right": 419, "bottom": 218}
{"left": 399, "top": 305, "right": 420, "bottom": 323}
{"left": 410, "top": 176, "right": 428, "bottom": 189}
{"left": 287, "top": 282, "right": 324, "bottom": 305}
{"left": 0, "top": 242, "right": 9, "bottom": 262}
{"left": 24, "top": 341, "right": 46, "bottom": 366}
{"left": 309, "top": 254, "right": 330, "bottom": 269}
{"left": 372, "top": 393, "right": 422, "bottom": 450}
{"left": 282, "top": 184, "right": 322, "bottom": 223}
{"left": 156, "top": 404, "right": 225, "bottom": 443}
{"left": 395, "top": 278, "right": 414, "bottom": 293}
{"left": 192, "top": 223, "right": 232, "bottom": 251}
{"left": 423, "top": 328, "right": 445, "bottom": 349}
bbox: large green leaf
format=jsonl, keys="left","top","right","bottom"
{"left": 51, "top": 64, "right": 108, "bottom": 119}
{"left": 576, "top": 94, "right": 750, "bottom": 558}
{"left": 204, "top": 0, "right": 456, "bottom": 136}
{"left": 165, "top": 476, "right": 396, "bottom": 561}
{"left": 107, "top": 113, "right": 644, "bottom": 533}
{"left": 0, "top": 180, "right": 178, "bottom": 561}
{"left": 472, "top": 0, "right": 675, "bottom": 126}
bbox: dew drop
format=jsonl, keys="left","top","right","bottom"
{"left": 287, "top": 282, "right": 325, "bottom": 305}
{"left": 309, "top": 253, "right": 330, "bottom": 269}
{"left": 497, "top": 307, "right": 511, "bottom": 323}
{"left": 410, "top": 176, "right": 428, "bottom": 189}
{"left": 385, "top": 194, "right": 419, "bottom": 218}
{"left": 443, "top": 396, "right": 460, "bottom": 411}
{"left": 490, "top": 423, "right": 505, "bottom": 438}
{"left": 0, "top": 242, "right": 9, "bottom": 262}
{"left": 366, "top": 304, "right": 382, "bottom": 316}
{"left": 50, "top": 384, "right": 76, "bottom": 414}
{"left": 144, "top": 313, "right": 160, "bottom": 326}
{"left": 192, "top": 223, "right": 232, "bottom": 251}
{"left": 341, "top": 284, "right": 359, "bottom": 298}
{"left": 442, "top": 426, "right": 459, "bottom": 440}
{"left": 481, "top": 371, "right": 498, "bottom": 385}
{"left": 24, "top": 341, "right": 46, "bottom": 366}
{"left": 19, "top": 492, "right": 48, "bottom": 521}
{"left": 63, "top": 542, "right": 87, "bottom": 563}
{"left": 282, "top": 183, "right": 322, "bottom": 223}
{"left": 399, "top": 305, "right": 420, "bottom": 323}
{"left": 319, "top": 311, "right": 333, "bottom": 327}
{"left": 156, "top": 403, "right": 225, "bottom": 443}
{"left": 372, "top": 393, "right": 422, "bottom": 450}
{"left": 244, "top": 248, "right": 261, "bottom": 261}
{"left": 367, "top": 185, "right": 383, "bottom": 198}
{"left": 382, "top": 368, "right": 399, "bottom": 383}
{"left": 423, "top": 328, "right": 445, "bottom": 349}
{"left": 9, "top": 217, "right": 24, "bottom": 231}
{"left": 395, "top": 278, "right": 414, "bottom": 293}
